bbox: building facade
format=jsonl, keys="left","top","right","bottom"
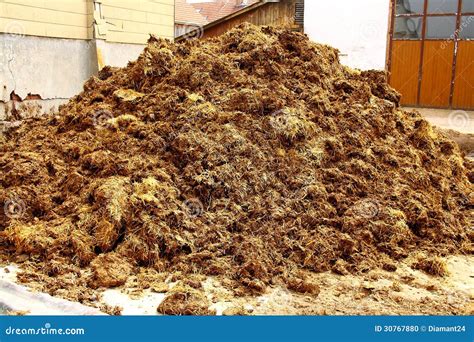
{"left": 0, "top": 0, "right": 174, "bottom": 123}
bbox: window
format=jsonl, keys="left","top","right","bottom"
{"left": 425, "top": 16, "right": 457, "bottom": 38}
{"left": 459, "top": 16, "right": 474, "bottom": 39}
{"left": 427, "top": 0, "right": 458, "bottom": 14}
{"left": 462, "top": 1, "right": 474, "bottom": 13}
{"left": 396, "top": 0, "right": 424, "bottom": 15}
{"left": 393, "top": 0, "right": 474, "bottom": 40}
{"left": 394, "top": 17, "right": 424, "bottom": 39}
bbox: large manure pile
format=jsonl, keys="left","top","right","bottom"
{"left": 0, "top": 24, "right": 472, "bottom": 306}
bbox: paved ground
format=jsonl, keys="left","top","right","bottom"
{"left": 404, "top": 107, "right": 474, "bottom": 135}
{"left": 0, "top": 267, "right": 103, "bottom": 315}
{"left": 2, "top": 255, "right": 473, "bottom": 315}
{"left": 404, "top": 107, "right": 474, "bottom": 158}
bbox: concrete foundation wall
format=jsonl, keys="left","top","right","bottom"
{"left": 1, "top": 34, "right": 97, "bottom": 102}
{"left": 0, "top": 33, "right": 146, "bottom": 123}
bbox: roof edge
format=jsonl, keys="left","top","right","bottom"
{"left": 176, "top": 0, "right": 273, "bottom": 41}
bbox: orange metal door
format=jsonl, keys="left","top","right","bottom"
{"left": 390, "top": 41, "right": 422, "bottom": 106}
{"left": 387, "top": 0, "right": 474, "bottom": 110}
{"left": 452, "top": 41, "right": 474, "bottom": 109}
{"left": 419, "top": 41, "right": 455, "bottom": 107}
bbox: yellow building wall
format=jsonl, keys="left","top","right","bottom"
{"left": 0, "top": 0, "right": 175, "bottom": 43}
{"left": 100, "top": 0, "right": 175, "bottom": 43}
{"left": 0, "top": 0, "right": 93, "bottom": 40}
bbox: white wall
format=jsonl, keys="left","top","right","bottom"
{"left": 0, "top": 34, "right": 146, "bottom": 122}
{"left": 1, "top": 35, "right": 97, "bottom": 102}
{"left": 305, "top": 0, "right": 391, "bottom": 70}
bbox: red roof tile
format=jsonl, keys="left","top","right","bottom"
{"left": 190, "top": 0, "right": 260, "bottom": 23}
{"left": 175, "top": 0, "right": 209, "bottom": 26}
